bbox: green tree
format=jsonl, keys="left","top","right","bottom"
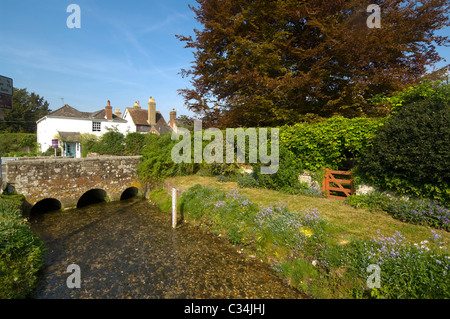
{"left": 178, "top": 0, "right": 450, "bottom": 127}
{"left": 0, "top": 88, "right": 51, "bottom": 133}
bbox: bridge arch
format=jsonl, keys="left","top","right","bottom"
{"left": 5, "top": 156, "right": 143, "bottom": 214}
{"left": 77, "top": 189, "right": 107, "bottom": 208}
{"left": 120, "top": 187, "right": 139, "bottom": 200}
{"left": 30, "top": 198, "right": 62, "bottom": 216}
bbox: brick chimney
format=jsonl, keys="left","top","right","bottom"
{"left": 114, "top": 108, "right": 122, "bottom": 118}
{"left": 148, "top": 96, "right": 156, "bottom": 125}
{"left": 133, "top": 101, "right": 141, "bottom": 109}
{"left": 105, "top": 100, "right": 113, "bottom": 120}
{"left": 170, "top": 108, "right": 176, "bottom": 124}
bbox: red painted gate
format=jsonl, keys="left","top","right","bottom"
{"left": 322, "top": 168, "right": 354, "bottom": 200}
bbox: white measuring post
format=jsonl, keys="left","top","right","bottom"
{"left": 172, "top": 188, "right": 177, "bottom": 229}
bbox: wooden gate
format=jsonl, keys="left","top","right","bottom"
{"left": 322, "top": 168, "right": 354, "bottom": 200}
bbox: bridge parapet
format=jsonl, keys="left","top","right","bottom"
{"left": 5, "top": 156, "right": 143, "bottom": 213}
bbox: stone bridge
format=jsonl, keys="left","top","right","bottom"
{"left": 4, "top": 156, "right": 144, "bottom": 215}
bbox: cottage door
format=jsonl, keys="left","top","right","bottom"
{"left": 66, "top": 142, "right": 76, "bottom": 157}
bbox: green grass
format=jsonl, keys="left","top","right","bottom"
{"left": 147, "top": 176, "right": 450, "bottom": 298}
{"left": 148, "top": 188, "right": 172, "bottom": 212}
{"left": 162, "top": 175, "right": 449, "bottom": 298}
{"left": 165, "top": 175, "right": 450, "bottom": 247}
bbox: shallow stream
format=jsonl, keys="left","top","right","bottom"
{"left": 31, "top": 198, "right": 302, "bottom": 299}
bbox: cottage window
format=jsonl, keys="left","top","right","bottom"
{"left": 92, "top": 122, "right": 101, "bottom": 132}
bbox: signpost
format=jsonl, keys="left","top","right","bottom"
{"left": 0, "top": 75, "right": 13, "bottom": 110}
{"left": 52, "top": 139, "right": 59, "bottom": 156}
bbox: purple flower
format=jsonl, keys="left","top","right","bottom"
{"left": 214, "top": 200, "right": 225, "bottom": 208}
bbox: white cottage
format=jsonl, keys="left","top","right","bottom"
{"left": 36, "top": 101, "right": 129, "bottom": 158}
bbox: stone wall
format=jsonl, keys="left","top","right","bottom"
{"left": 5, "top": 156, "right": 142, "bottom": 210}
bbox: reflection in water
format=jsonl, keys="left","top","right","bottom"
{"left": 31, "top": 198, "right": 303, "bottom": 299}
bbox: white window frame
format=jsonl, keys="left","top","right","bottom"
{"left": 92, "top": 121, "right": 101, "bottom": 132}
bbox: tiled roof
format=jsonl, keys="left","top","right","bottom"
{"left": 125, "top": 107, "right": 173, "bottom": 134}
{"left": 48, "top": 104, "right": 126, "bottom": 123}
{"left": 57, "top": 131, "right": 81, "bottom": 142}
{"left": 124, "top": 107, "right": 166, "bottom": 125}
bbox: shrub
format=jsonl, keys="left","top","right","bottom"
{"left": 357, "top": 98, "right": 450, "bottom": 206}
{"left": 97, "top": 129, "right": 125, "bottom": 155}
{"left": 41, "top": 146, "right": 61, "bottom": 157}
{"left": 252, "top": 143, "right": 304, "bottom": 193}
{"left": 236, "top": 145, "right": 323, "bottom": 197}
{"left": 80, "top": 133, "right": 100, "bottom": 157}
{"left": 81, "top": 129, "right": 143, "bottom": 156}
{"left": 137, "top": 133, "right": 198, "bottom": 183}
{"left": 199, "top": 162, "right": 238, "bottom": 177}
{"left": 124, "top": 132, "right": 146, "bottom": 155}
{"left": 0, "top": 200, "right": 45, "bottom": 298}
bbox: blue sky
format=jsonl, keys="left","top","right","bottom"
{"left": 0, "top": 0, "right": 200, "bottom": 118}
{"left": 0, "top": 1, "right": 449, "bottom": 119}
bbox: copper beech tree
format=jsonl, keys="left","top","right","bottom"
{"left": 177, "top": 0, "right": 450, "bottom": 128}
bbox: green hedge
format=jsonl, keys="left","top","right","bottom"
{"left": 81, "top": 131, "right": 151, "bottom": 157}
{"left": 135, "top": 117, "right": 382, "bottom": 194}
{"left": 280, "top": 116, "right": 383, "bottom": 172}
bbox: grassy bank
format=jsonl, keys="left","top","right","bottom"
{"left": 165, "top": 176, "right": 450, "bottom": 247}
{"left": 151, "top": 176, "right": 449, "bottom": 299}
{"left": 0, "top": 195, "right": 45, "bottom": 298}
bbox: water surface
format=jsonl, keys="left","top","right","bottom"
{"left": 31, "top": 198, "right": 303, "bottom": 299}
